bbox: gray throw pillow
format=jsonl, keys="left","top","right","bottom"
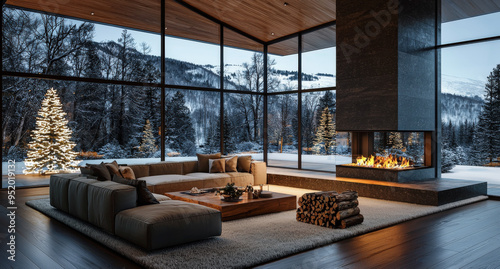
{"left": 112, "top": 175, "right": 159, "bottom": 206}
{"left": 91, "top": 162, "right": 111, "bottom": 181}
{"left": 80, "top": 166, "right": 94, "bottom": 176}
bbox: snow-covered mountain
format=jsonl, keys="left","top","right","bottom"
{"left": 210, "top": 64, "right": 336, "bottom": 91}
{"left": 442, "top": 74, "right": 485, "bottom": 99}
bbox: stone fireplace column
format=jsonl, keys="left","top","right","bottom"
{"left": 336, "top": 0, "right": 439, "bottom": 180}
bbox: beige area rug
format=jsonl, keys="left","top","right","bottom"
{"left": 26, "top": 185, "right": 488, "bottom": 269}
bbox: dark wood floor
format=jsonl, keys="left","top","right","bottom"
{"left": 1, "top": 188, "right": 500, "bottom": 269}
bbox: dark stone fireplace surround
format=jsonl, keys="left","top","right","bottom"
{"left": 335, "top": 0, "right": 438, "bottom": 182}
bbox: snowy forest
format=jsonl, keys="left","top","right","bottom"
{"left": 441, "top": 64, "right": 500, "bottom": 172}
{"left": 2, "top": 8, "right": 499, "bottom": 172}
{"left": 1, "top": 8, "right": 343, "bottom": 163}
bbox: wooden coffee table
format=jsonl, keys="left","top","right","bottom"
{"left": 165, "top": 191, "right": 296, "bottom": 221}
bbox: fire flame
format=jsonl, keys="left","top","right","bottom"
{"left": 352, "top": 155, "right": 412, "bottom": 169}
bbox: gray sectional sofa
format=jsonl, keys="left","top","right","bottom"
{"left": 50, "top": 173, "right": 222, "bottom": 250}
{"left": 49, "top": 158, "right": 267, "bottom": 250}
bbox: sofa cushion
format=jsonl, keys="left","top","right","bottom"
{"left": 182, "top": 161, "right": 198, "bottom": 174}
{"left": 115, "top": 200, "right": 222, "bottom": 250}
{"left": 91, "top": 162, "right": 112, "bottom": 181}
{"left": 68, "top": 177, "right": 99, "bottom": 221}
{"left": 225, "top": 156, "right": 238, "bottom": 172}
{"left": 50, "top": 173, "right": 81, "bottom": 213}
{"left": 129, "top": 164, "right": 150, "bottom": 178}
{"left": 185, "top": 173, "right": 231, "bottom": 189}
{"left": 149, "top": 162, "right": 183, "bottom": 176}
{"left": 87, "top": 181, "right": 137, "bottom": 234}
{"left": 113, "top": 175, "right": 159, "bottom": 206}
{"left": 119, "top": 166, "right": 136, "bottom": 180}
{"left": 209, "top": 159, "right": 225, "bottom": 173}
{"left": 237, "top": 155, "right": 252, "bottom": 172}
{"left": 153, "top": 193, "right": 171, "bottom": 202}
{"left": 141, "top": 174, "right": 207, "bottom": 193}
{"left": 197, "top": 153, "right": 221, "bottom": 172}
{"left": 226, "top": 172, "right": 254, "bottom": 187}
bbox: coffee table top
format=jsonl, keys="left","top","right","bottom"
{"left": 165, "top": 190, "right": 297, "bottom": 221}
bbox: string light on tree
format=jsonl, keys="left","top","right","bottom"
{"left": 24, "top": 88, "right": 77, "bottom": 174}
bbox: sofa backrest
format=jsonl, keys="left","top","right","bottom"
{"left": 149, "top": 162, "right": 183, "bottom": 176}
{"left": 128, "top": 164, "right": 150, "bottom": 178}
{"left": 182, "top": 161, "right": 199, "bottom": 175}
{"left": 50, "top": 174, "right": 137, "bottom": 234}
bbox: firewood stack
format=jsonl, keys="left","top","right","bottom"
{"left": 296, "top": 190, "right": 364, "bottom": 229}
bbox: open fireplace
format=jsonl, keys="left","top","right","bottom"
{"left": 336, "top": 132, "right": 436, "bottom": 182}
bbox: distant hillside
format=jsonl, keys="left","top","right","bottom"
{"left": 441, "top": 93, "right": 483, "bottom": 124}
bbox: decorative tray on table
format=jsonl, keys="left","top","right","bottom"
{"left": 181, "top": 187, "right": 210, "bottom": 196}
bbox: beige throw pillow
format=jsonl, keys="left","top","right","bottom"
{"left": 237, "top": 155, "right": 252, "bottom": 172}
{"left": 197, "top": 153, "right": 221, "bottom": 172}
{"left": 119, "top": 166, "right": 136, "bottom": 180}
{"left": 209, "top": 159, "right": 225, "bottom": 173}
{"left": 225, "top": 156, "right": 238, "bottom": 172}
{"left": 105, "top": 161, "right": 120, "bottom": 176}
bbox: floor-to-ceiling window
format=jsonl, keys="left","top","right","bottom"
{"left": 440, "top": 4, "right": 500, "bottom": 184}
{"left": 223, "top": 28, "right": 264, "bottom": 160}
{"left": 1, "top": 2, "right": 339, "bottom": 188}
{"left": 267, "top": 25, "right": 342, "bottom": 171}
{"left": 2, "top": 7, "right": 162, "bottom": 187}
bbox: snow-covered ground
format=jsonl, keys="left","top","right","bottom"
{"left": 442, "top": 165, "right": 500, "bottom": 185}
{"left": 268, "top": 153, "right": 351, "bottom": 164}
{"left": 4, "top": 159, "right": 498, "bottom": 186}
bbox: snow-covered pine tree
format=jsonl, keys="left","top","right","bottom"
{"left": 388, "top": 132, "right": 404, "bottom": 150}
{"left": 476, "top": 64, "right": 500, "bottom": 164}
{"left": 206, "top": 113, "right": 236, "bottom": 155}
{"left": 165, "top": 91, "right": 196, "bottom": 155}
{"left": 222, "top": 113, "right": 236, "bottom": 155}
{"left": 24, "top": 88, "right": 77, "bottom": 174}
{"left": 441, "top": 142, "right": 457, "bottom": 173}
{"left": 469, "top": 126, "right": 488, "bottom": 165}
{"left": 139, "top": 119, "right": 157, "bottom": 157}
{"left": 313, "top": 107, "right": 336, "bottom": 155}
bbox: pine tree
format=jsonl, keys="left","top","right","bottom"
{"left": 313, "top": 107, "right": 336, "bottom": 154}
{"left": 388, "top": 132, "right": 404, "bottom": 150}
{"left": 222, "top": 113, "right": 236, "bottom": 155}
{"left": 470, "top": 126, "right": 487, "bottom": 165}
{"left": 165, "top": 91, "right": 196, "bottom": 155}
{"left": 206, "top": 113, "right": 235, "bottom": 155}
{"left": 139, "top": 119, "right": 157, "bottom": 157}
{"left": 476, "top": 64, "right": 500, "bottom": 164}
{"left": 441, "top": 142, "right": 457, "bottom": 172}
{"left": 24, "top": 88, "right": 77, "bottom": 174}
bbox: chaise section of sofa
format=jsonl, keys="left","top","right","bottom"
{"left": 115, "top": 200, "right": 222, "bottom": 250}
{"left": 49, "top": 173, "right": 222, "bottom": 250}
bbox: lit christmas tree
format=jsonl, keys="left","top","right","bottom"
{"left": 314, "top": 107, "right": 336, "bottom": 155}
{"left": 24, "top": 88, "right": 77, "bottom": 174}
{"left": 388, "top": 132, "right": 404, "bottom": 150}
{"left": 139, "top": 119, "right": 157, "bottom": 157}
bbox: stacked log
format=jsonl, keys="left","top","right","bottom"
{"left": 296, "top": 190, "right": 364, "bottom": 229}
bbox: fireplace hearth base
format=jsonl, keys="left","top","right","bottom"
{"left": 336, "top": 165, "right": 436, "bottom": 183}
